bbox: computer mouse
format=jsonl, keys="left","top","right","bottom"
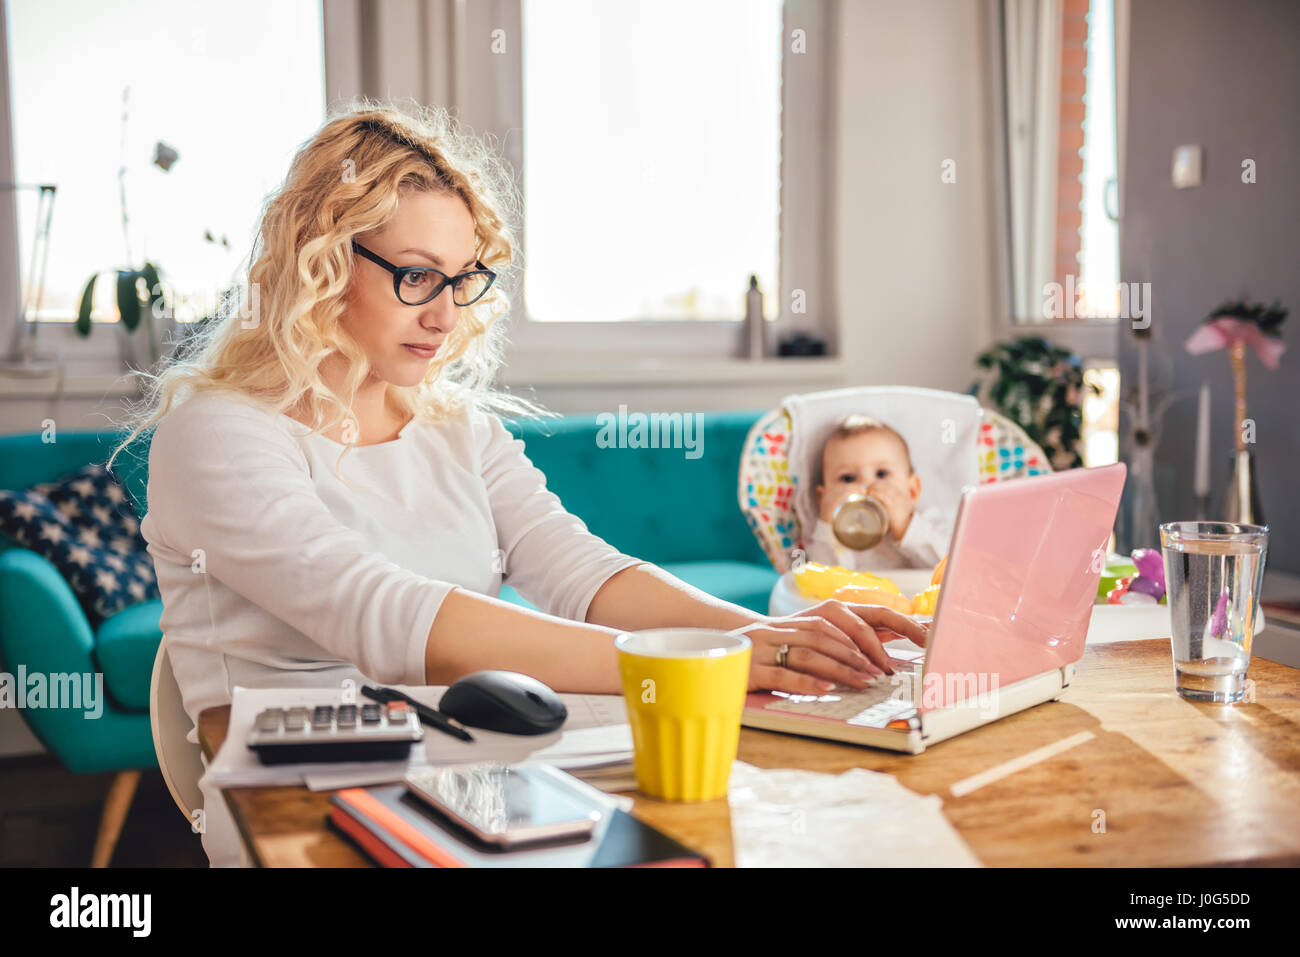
{"left": 437, "top": 670, "right": 568, "bottom": 735}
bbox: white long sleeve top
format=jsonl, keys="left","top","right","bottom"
{"left": 140, "top": 389, "right": 644, "bottom": 864}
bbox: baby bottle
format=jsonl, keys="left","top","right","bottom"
{"left": 831, "top": 493, "right": 890, "bottom": 550}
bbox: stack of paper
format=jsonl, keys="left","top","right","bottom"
{"left": 205, "top": 685, "right": 633, "bottom": 792}
{"left": 726, "top": 761, "right": 980, "bottom": 867}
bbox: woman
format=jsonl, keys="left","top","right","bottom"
{"left": 113, "top": 101, "right": 926, "bottom": 866}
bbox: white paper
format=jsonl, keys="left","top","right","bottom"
{"left": 726, "top": 761, "right": 981, "bottom": 867}
{"left": 206, "top": 684, "right": 632, "bottom": 791}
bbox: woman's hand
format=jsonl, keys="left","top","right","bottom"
{"left": 731, "top": 600, "right": 929, "bottom": 695}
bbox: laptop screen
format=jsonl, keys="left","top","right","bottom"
{"left": 918, "top": 463, "right": 1126, "bottom": 710}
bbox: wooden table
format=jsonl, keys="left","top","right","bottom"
{"left": 199, "top": 639, "right": 1300, "bottom": 867}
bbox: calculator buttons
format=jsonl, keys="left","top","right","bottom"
{"left": 247, "top": 698, "right": 423, "bottom": 765}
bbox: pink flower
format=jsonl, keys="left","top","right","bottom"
{"left": 1185, "top": 317, "right": 1287, "bottom": 370}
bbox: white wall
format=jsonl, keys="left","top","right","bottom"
{"left": 832, "top": 0, "right": 998, "bottom": 398}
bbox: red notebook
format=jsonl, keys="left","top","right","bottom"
{"left": 329, "top": 784, "right": 709, "bottom": 868}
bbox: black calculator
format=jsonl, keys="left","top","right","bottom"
{"left": 246, "top": 701, "right": 424, "bottom": 764}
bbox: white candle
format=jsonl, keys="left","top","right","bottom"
{"left": 1194, "top": 382, "right": 1211, "bottom": 497}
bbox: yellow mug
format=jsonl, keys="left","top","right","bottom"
{"left": 614, "top": 628, "right": 752, "bottom": 802}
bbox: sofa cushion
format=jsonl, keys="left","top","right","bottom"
{"left": 504, "top": 410, "right": 772, "bottom": 567}
{"left": 0, "top": 429, "right": 150, "bottom": 520}
{"left": 0, "top": 462, "right": 160, "bottom": 624}
{"left": 498, "top": 560, "right": 778, "bottom": 618}
{"left": 659, "top": 561, "right": 779, "bottom": 615}
{"left": 94, "top": 599, "right": 164, "bottom": 711}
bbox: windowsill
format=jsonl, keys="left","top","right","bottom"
{"left": 0, "top": 366, "right": 140, "bottom": 399}
{"left": 991, "top": 318, "right": 1119, "bottom": 362}
{"left": 0, "top": 355, "right": 845, "bottom": 396}
{"left": 497, "top": 354, "right": 844, "bottom": 387}
{"left": 999, "top": 318, "right": 1123, "bottom": 328}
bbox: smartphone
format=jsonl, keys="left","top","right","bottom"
{"left": 404, "top": 763, "right": 603, "bottom": 848}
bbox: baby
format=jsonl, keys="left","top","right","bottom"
{"left": 804, "top": 414, "right": 951, "bottom": 571}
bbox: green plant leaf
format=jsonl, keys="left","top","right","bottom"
{"left": 140, "top": 261, "right": 167, "bottom": 331}
{"left": 75, "top": 273, "right": 97, "bottom": 337}
{"left": 140, "top": 261, "right": 163, "bottom": 307}
{"left": 117, "top": 269, "right": 142, "bottom": 332}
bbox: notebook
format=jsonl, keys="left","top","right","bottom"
{"left": 329, "top": 783, "right": 708, "bottom": 868}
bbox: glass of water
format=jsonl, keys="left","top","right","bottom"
{"left": 1159, "top": 521, "right": 1268, "bottom": 703}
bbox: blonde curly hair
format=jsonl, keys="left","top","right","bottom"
{"left": 110, "top": 97, "right": 550, "bottom": 471}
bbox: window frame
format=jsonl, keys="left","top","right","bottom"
{"left": 0, "top": 4, "right": 108, "bottom": 369}
{"left": 450, "top": 0, "right": 839, "bottom": 362}
{"left": 1, "top": 1, "right": 840, "bottom": 370}
{"left": 0, "top": 0, "right": 328, "bottom": 370}
{"left": 0, "top": 0, "right": 27, "bottom": 360}
{"left": 987, "top": 0, "right": 1130, "bottom": 364}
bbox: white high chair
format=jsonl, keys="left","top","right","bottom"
{"left": 737, "top": 386, "right": 1052, "bottom": 615}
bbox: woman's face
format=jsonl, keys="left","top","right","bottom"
{"left": 344, "top": 188, "right": 478, "bottom": 388}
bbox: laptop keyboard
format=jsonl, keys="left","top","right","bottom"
{"left": 764, "top": 669, "right": 921, "bottom": 728}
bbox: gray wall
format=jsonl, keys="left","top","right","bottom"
{"left": 1121, "top": 0, "right": 1300, "bottom": 573}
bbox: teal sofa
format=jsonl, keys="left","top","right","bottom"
{"left": 496, "top": 409, "right": 779, "bottom": 614}
{"left": 0, "top": 429, "right": 157, "bottom": 774}
{"left": 0, "top": 408, "right": 777, "bottom": 778}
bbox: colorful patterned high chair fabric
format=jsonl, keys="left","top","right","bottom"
{"left": 738, "top": 399, "right": 1053, "bottom": 574}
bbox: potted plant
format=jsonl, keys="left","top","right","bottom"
{"left": 972, "top": 336, "right": 1099, "bottom": 470}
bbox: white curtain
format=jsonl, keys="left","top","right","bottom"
{"left": 1002, "top": 0, "right": 1062, "bottom": 324}
{"left": 321, "top": 0, "right": 520, "bottom": 173}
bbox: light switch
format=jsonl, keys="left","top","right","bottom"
{"left": 1172, "top": 145, "right": 1203, "bottom": 188}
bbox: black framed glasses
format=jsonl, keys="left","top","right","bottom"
{"left": 351, "top": 240, "right": 497, "bottom": 306}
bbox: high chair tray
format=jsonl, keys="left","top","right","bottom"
{"left": 768, "top": 570, "right": 1266, "bottom": 644}
{"left": 768, "top": 569, "right": 931, "bottom": 618}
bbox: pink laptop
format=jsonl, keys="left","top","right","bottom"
{"left": 743, "top": 463, "right": 1128, "bottom": 753}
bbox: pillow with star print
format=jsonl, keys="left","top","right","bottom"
{"left": 0, "top": 462, "right": 160, "bottom": 623}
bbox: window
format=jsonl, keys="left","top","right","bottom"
{"left": 521, "top": 0, "right": 782, "bottom": 323}
{"left": 448, "top": 0, "right": 834, "bottom": 361}
{"left": 1073, "top": 0, "right": 1120, "bottom": 465}
{"left": 1067, "top": 0, "right": 1119, "bottom": 317}
{"left": 4, "top": 0, "right": 324, "bottom": 339}
{"left": 1003, "top": 0, "right": 1120, "bottom": 323}
{"left": 1081, "top": 364, "right": 1119, "bottom": 466}
{"left": 997, "top": 0, "right": 1124, "bottom": 466}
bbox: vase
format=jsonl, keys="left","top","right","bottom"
{"left": 1221, "top": 450, "right": 1264, "bottom": 526}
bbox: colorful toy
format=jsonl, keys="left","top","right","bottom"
{"left": 833, "top": 584, "right": 913, "bottom": 615}
{"left": 1106, "top": 577, "right": 1155, "bottom": 604}
{"left": 794, "top": 557, "right": 948, "bottom": 618}
{"left": 911, "top": 584, "right": 941, "bottom": 616}
{"left": 1130, "top": 548, "right": 1167, "bottom": 603}
{"left": 1097, "top": 559, "right": 1138, "bottom": 600}
{"left": 793, "top": 562, "right": 904, "bottom": 601}
{"left": 930, "top": 555, "right": 948, "bottom": 587}
{"left": 1098, "top": 550, "right": 1167, "bottom": 605}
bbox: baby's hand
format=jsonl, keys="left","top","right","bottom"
{"left": 868, "top": 480, "right": 914, "bottom": 541}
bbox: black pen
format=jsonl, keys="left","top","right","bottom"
{"left": 362, "top": 685, "right": 475, "bottom": 743}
